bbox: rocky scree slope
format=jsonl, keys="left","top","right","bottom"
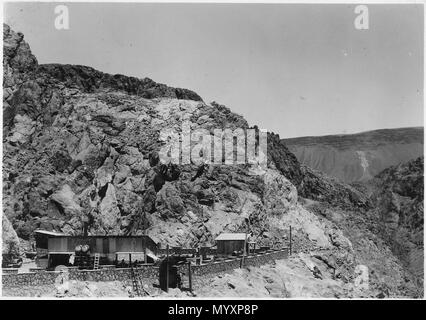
{"left": 2, "top": 24, "right": 420, "bottom": 297}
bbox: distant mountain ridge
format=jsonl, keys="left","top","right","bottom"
{"left": 283, "top": 127, "right": 424, "bottom": 183}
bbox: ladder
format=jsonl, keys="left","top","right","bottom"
{"left": 131, "top": 267, "right": 142, "bottom": 297}
{"left": 93, "top": 253, "right": 100, "bottom": 270}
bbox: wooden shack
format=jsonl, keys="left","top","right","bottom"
{"left": 34, "top": 230, "right": 159, "bottom": 269}
{"left": 215, "top": 233, "right": 249, "bottom": 256}
{"left": 34, "top": 230, "right": 66, "bottom": 269}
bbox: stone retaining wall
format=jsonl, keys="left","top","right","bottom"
{"left": 185, "top": 248, "right": 289, "bottom": 276}
{"left": 2, "top": 271, "right": 61, "bottom": 288}
{"left": 3, "top": 248, "right": 288, "bottom": 289}
{"left": 245, "top": 249, "right": 288, "bottom": 268}
{"left": 69, "top": 266, "right": 158, "bottom": 282}
{"left": 2, "top": 266, "right": 159, "bottom": 289}
{"left": 157, "top": 248, "right": 196, "bottom": 256}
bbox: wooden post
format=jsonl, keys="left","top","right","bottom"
{"left": 129, "top": 253, "right": 132, "bottom": 267}
{"left": 143, "top": 238, "right": 147, "bottom": 264}
{"left": 143, "top": 213, "right": 147, "bottom": 264}
{"left": 289, "top": 226, "right": 292, "bottom": 256}
{"left": 188, "top": 261, "right": 192, "bottom": 293}
{"left": 242, "top": 216, "right": 249, "bottom": 266}
{"left": 166, "top": 244, "right": 169, "bottom": 292}
{"left": 244, "top": 232, "right": 248, "bottom": 255}
{"left": 242, "top": 232, "right": 248, "bottom": 268}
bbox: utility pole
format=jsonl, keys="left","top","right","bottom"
{"left": 289, "top": 225, "right": 292, "bottom": 256}
{"left": 166, "top": 244, "right": 169, "bottom": 292}
{"left": 143, "top": 211, "right": 147, "bottom": 264}
{"left": 242, "top": 216, "right": 249, "bottom": 268}
{"left": 188, "top": 261, "right": 192, "bottom": 293}
{"left": 242, "top": 232, "right": 247, "bottom": 268}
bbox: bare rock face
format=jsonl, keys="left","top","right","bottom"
{"left": 96, "top": 183, "right": 121, "bottom": 234}
{"left": 267, "top": 132, "right": 303, "bottom": 187}
{"left": 298, "top": 165, "right": 370, "bottom": 210}
{"left": 2, "top": 24, "right": 304, "bottom": 245}
{"left": 155, "top": 182, "right": 186, "bottom": 219}
{"left": 3, "top": 23, "right": 38, "bottom": 136}
{"left": 2, "top": 215, "right": 20, "bottom": 257}
{"left": 38, "top": 64, "right": 203, "bottom": 102}
{"left": 263, "top": 169, "right": 297, "bottom": 215}
{"left": 370, "top": 157, "right": 424, "bottom": 286}
{"left": 3, "top": 24, "right": 37, "bottom": 81}
{"left": 51, "top": 184, "right": 82, "bottom": 216}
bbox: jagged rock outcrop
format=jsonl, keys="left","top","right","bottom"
{"left": 3, "top": 24, "right": 37, "bottom": 79}
{"left": 38, "top": 64, "right": 203, "bottom": 102}
{"left": 267, "top": 132, "right": 303, "bottom": 188}
{"left": 298, "top": 165, "right": 370, "bottom": 210}
{"left": 2, "top": 24, "right": 315, "bottom": 249}
{"left": 3, "top": 23, "right": 38, "bottom": 136}
{"left": 301, "top": 158, "right": 424, "bottom": 297}
{"left": 370, "top": 157, "right": 424, "bottom": 286}
{"left": 2, "top": 215, "right": 20, "bottom": 257}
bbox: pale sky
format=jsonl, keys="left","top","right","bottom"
{"left": 4, "top": 2, "right": 424, "bottom": 138}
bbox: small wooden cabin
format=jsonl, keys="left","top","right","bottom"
{"left": 34, "top": 230, "right": 159, "bottom": 269}
{"left": 215, "top": 233, "right": 249, "bottom": 256}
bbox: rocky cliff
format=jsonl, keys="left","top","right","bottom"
{"left": 2, "top": 23, "right": 325, "bottom": 252}
{"left": 283, "top": 128, "right": 423, "bottom": 183}
{"left": 2, "top": 24, "right": 423, "bottom": 298}
{"left": 369, "top": 157, "right": 424, "bottom": 285}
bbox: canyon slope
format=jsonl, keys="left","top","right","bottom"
{"left": 369, "top": 157, "right": 424, "bottom": 284}
{"left": 2, "top": 24, "right": 423, "bottom": 298}
{"left": 283, "top": 127, "right": 423, "bottom": 183}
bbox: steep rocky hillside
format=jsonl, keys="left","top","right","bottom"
{"left": 2, "top": 24, "right": 423, "bottom": 298}
{"left": 369, "top": 157, "right": 423, "bottom": 285}
{"left": 302, "top": 157, "right": 424, "bottom": 297}
{"left": 3, "top": 23, "right": 340, "bottom": 253}
{"left": 283, "top": 128, "right": 423, "bottom": 183}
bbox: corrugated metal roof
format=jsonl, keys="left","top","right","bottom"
{"left": 34, "top": 230, "right": 66, "bottom": 236}
{"left": 215, "top": 233, "right": 249, "bottom": 241}
{"left": 33, "top": 231, "right": 157, "bottom": 242}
